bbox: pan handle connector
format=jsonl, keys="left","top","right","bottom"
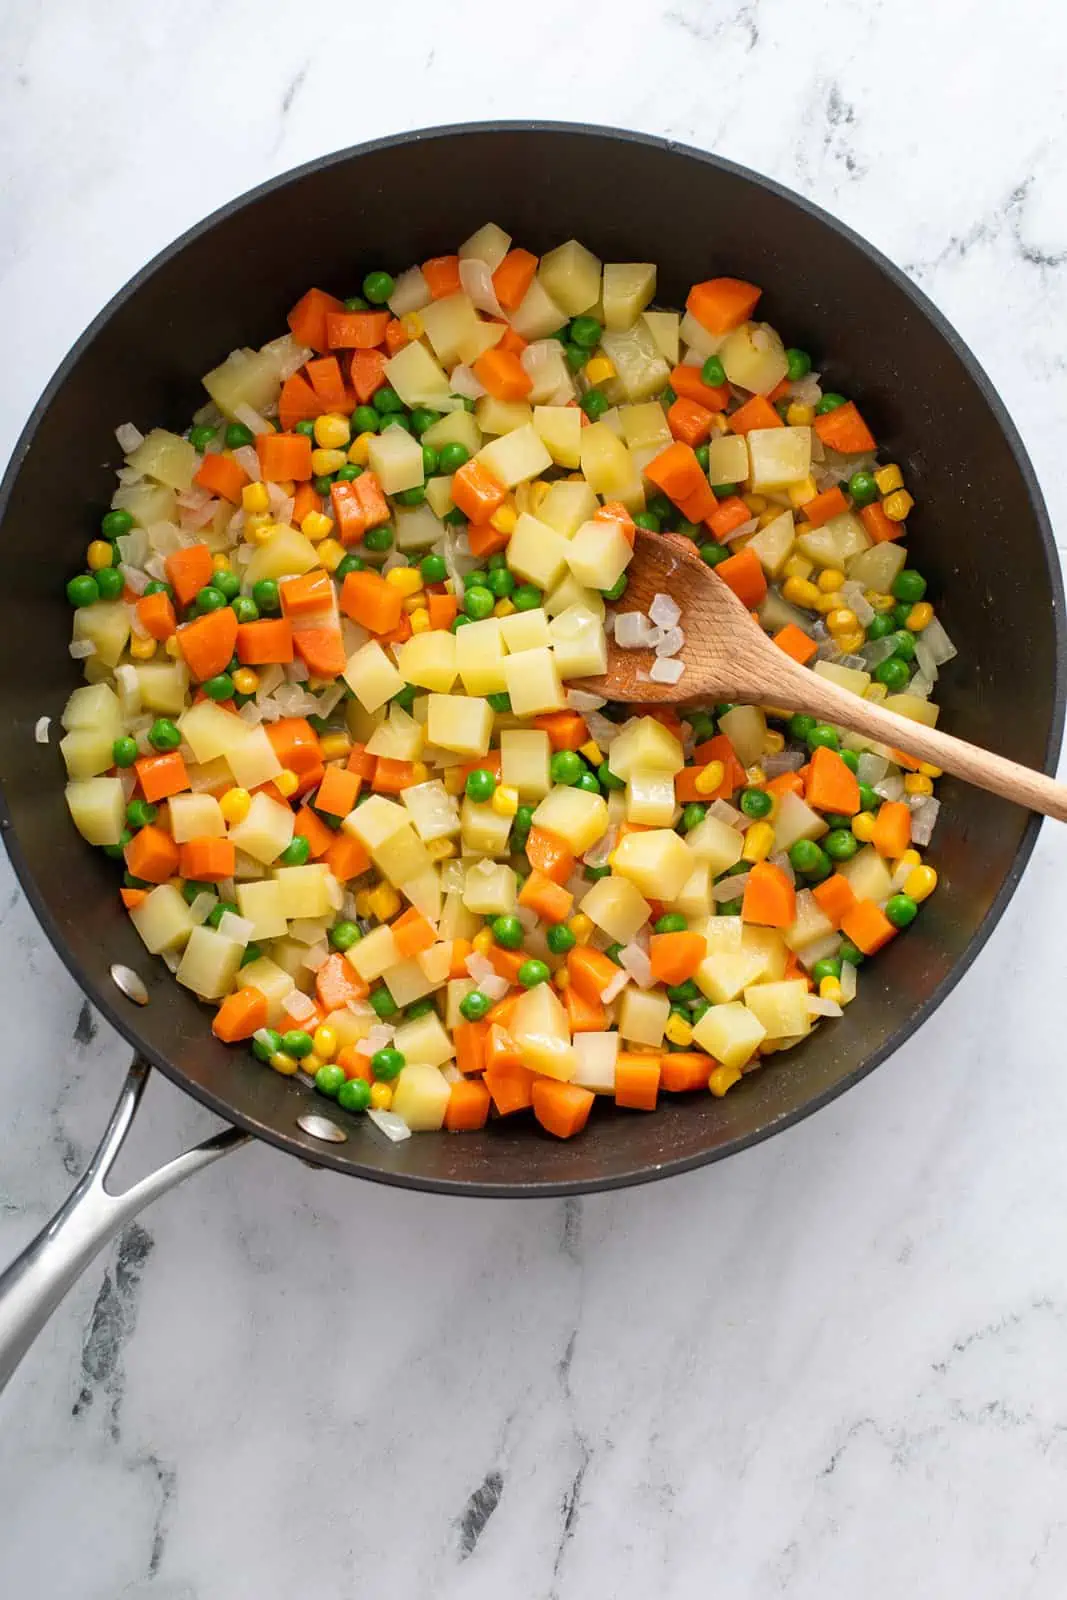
{"left": 0, "top": 1055, "right": 248, "bottom": 1397}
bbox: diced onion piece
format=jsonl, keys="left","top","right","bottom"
{"left": 233, "top": 444, "right": 261, "bottom": 481}
{"left": 919, "top": 617, "right": 956, "bottom": 666}
{"left": 252, "top": 1027, "right": 276, "bottom": 1054}
{"left": 856, "top": 752, "right": 889, "bottom": 786}
{"left": 806, "top": 994, "right": 843, "bottom": 1018}
{"left": 119, "top": 563, "right": 149, "bottom": 595}
{"left": 909, "top": 796, "right": 941, "bottom": 846}
{"left": 233, "top": 402, "right": 272, "bottom": 436}
{"left": 770, "top": 851, "right": 795, "bottom": 885}
{"left": 619, "top": 943, "right": 654, "bottom": 989}
{"left": 839, "top": 960, "right": 858, "bottom": 1003}
{"left": 713, "top": 873, "right": 749, "bottom": 902}
{"left": 388, "top": 266, "right": 432, "bottom": 316}
{"left": 707, "top": 799, "right": 745, "bottom": 828}
{"left": 115, "top": 422, "right": 145, "bottom": 453}
{"left": 566, "top": 689, "right": 607, "bottom": 712}
{"left": 458, "top": 258, "right": 504, "bottom": 317}
{"left": 218, "top": 911, "right": 254, "bottom": 945}
{"left": 615, "top": 612, "right": 657, "bottom": 649}
{"left": 69, "top": 639, "right": 97, "bottom": 659}
{"left": 285, "top": 990, "right": 316, "bottom": 1023}
{"left": 874, "top": 774, "right": 904, "bottom": 801}
{"left": 599, "top": 970, "right": 630, "bottom": 1004}
{"left": 649, "top": 657, "right": 685, "bottom": 685}
{"left": 188, "top": 892, "right": 218, "bottom": 925}
{"left": 654, "top": 627, "right": 685, "bottom": 658}
{"left": 34, "top": 716, "right": 51, "bottom": 744}
{"left": 449, "top": 364, "right": 487, "bottom": 400}
{"left": 762, "top": 749, "right": 805, "bottom": 779}
{"left": 368, "top": 1110, "right": 412, "bottom": 1142}
{"left": 648, "top": 592, "right": 681, "bottom": 629}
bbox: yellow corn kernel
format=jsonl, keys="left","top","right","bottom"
{"left": 567, "top": 913, "right": 593, "bottom": 945}
{"left": 408, "top": 763, "right": 429, "bottom": 784}
{"left": 741, "top": 820, "right": 775, "bottom": 863}
{"left": 494, "top": 599, "right": 517, "bottom": 618}
{"left": 251, "top": 518, "right": 278, "bottom": 546}
{"left": 874, "top": 463, "right": 904, "bottom": 495}
{"left": 762, "top": 729, "right": 785, "bottom": 756}
{"left": 231, "top": 668, "right": 259, "bottom": 696}
{"left": 317, "top": 538, "right": 345, "bottom": 574}
{"left": 819, "top": 975, "right": 843, "bottom": 1005}
{"left": 781, "top": 577, "right": 821, "bottom": 610}
{"left": 904, "top": 773, "right": 934, "bottom": 797}
{"left": 242, "top": 481, "right": 271, "bottom": 515}
{"left": 348, "top": 433, "right": 374, "bottom": 466}
{"left": 833, "top": 629, "right": 866, "bottom": 655}
{"left": 709, "top": 1063, "right": 742, "bottom": 1097}
{"left": 864, "top": 682, "right": 888, "bottom": 703}
{"left": 585, "top": 355, "right": 616, "bottom": 384}
{"left": 786, "top": 401, "right": 815, "bottom": 427}
{"left": 883, "top": 489, "right": 914, "bottom": 523}
{"left": 385, "top": 566, "right": 423, "bottom": 596}
{"left": 472, "top": 927, "right": 494, "bottom": 957}
{"left": 409, "top": 607, "right": 432, "bottom": 634}
{"left": 664, "top": 1013, "right": 694, "bottom": 1047}
{"left": 275, "top": 768, "right": 299, "bottom": 798}
{"left": 817, "top": 568, "right": 846, "bottom": 594}
{"left": 906, "top": 602, "right": 934, "bottom": 632}
{"left": 164, "top": 636, "right": 182, "bottom": 659}
{"left": 426, "top": 837, "right": 457, "bottom": 862}
{"left": 894, "top": 849, "right": 921, "bottom": 874}
{"left": 400, "top": 311, "right": 424, "bottom": 340}
{"left": 851, "top": 811, "right": 876, "bottom": 842}
{"left": 370, "top": 1082, "right": 394, "bottom": 1111}
{"left": 745, "top": 764, "right": 767, "bottom": 785}
{"left": 553, "top": 967, "right": 570, "bottom": 991}
{"left": 793, "top": 522, "right": 815, "bottom": 540}
{"left": 314, "top": 413, "right": 351, "bottom": 450}
{"left": 579, "top": 740, "right": 603, "bottom": 765}
{"left": 491, "top": 784, "right": 519, "bottom": 817}
{"left": 694, "top": 759, "right": 726, "bottom": 795}
{"left": 311, "top": 448, "right": 346, "bottom": 477}
{"left": 269, "top": 1051, "right": 299, "bottom": 1076}
{"left": 129, "top": 634, "right": 157, "bottom": 660}
{"left": 757, "top": 507, "right": 782, "bottom": 530}
{"left": 904, "top": 864, "right": 937, "bottom": 902}
{"left": 443, "top": 767, "right": 466, "bottom": 795}
{"left": 87, "top": 540, "right": 114, "bottom": 571}
{"left": 782, "top": 553, "right": 815, "bottom": 583}
{"left": 742, "top": 493, "right": 768, "bottom": 515}
{"left": 865, "top": 590, "right": 895, "bottom": 613}
{"left": 787, "top": 475, "right": 818, "bottom": 508}
{"left": 490, "top": 503, "right": 517, "bottom": 535}
{"left": 708, "top": 411, "right": 729, "bottom": 435}
{"left": 826, "top": 607, "right": 859, "bottom": 635}
{"left": 919, "top": 761, "right": 942, "bottom": 779}
{"left": 318, "top": 733, "right": 351, "bottom": 763}
{"left": 355, "top": 890, "right": 375, "bottom": 918}
{"left": 368, "top": 882, "right": 401, "bottom": 922}
{"left": 219, "top": 787, "right": 252, "bottom": 824}
{"left": 301, "top": 511, "right": 334, "bottom": 542}
{"left": 301, "top": 1054, "right": 324, "bottom": 1078}
{"left": 212, "top": 555, "right": 234, "bottom": 577}
{"left": 815, "top": 590, "right": 844, "bottom": 615}
{"left": 529, "top": 480, "right": 551, "bottom": 512}
{"left": 312, "top": 1025, "right": 338, "bottom": 1062}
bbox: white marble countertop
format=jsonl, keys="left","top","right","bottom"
{"left": 4, "top": 5, "right": 1067, "bottom": 1596}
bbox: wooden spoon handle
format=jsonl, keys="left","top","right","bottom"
{"left": 780, "top": 663, "right": 1067, "bottom": 821}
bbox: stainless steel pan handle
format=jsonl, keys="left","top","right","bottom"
{"left": 0, "top": 1056, "right": 248, "bottom": 1396}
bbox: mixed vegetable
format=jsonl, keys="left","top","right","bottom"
{"left": 55, "top": 224, "right": 955, "bottom": 1142}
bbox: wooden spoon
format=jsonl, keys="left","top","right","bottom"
{"left": 575, "top": 529, "right": 1067, "bottom": 821}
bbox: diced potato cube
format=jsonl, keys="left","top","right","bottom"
{"left": 533, "top": 405, "right": 582, "bottom": 468}
{"left": 460, "top": 797, "right": 513, "bottom": 857}
{"left": 508, "top": 278, "right": 568, "bottom": 341}
{"left": 392, "top": 1064, "right": 451, "bottom": 1131}
{"left": 225, "top": 725, "right": 283, "bottom": 791}
{"left": 538, "top": 239, "right": 601, "bottom": 315}
{"left": 374, "top": 824, "right": 432, "bottom": 885}
{"left": 421, "top": 409, "right": 482, "bottom": 456}
{"left": 345, "top": 795, "right": 408, "bottom": 850}
{"left": 619, "top": 401, "right": 672, "bottom": 452}
{"left": 544, "top": 573, "right": 605, "bottom": 620}
{"left": 475, "top": 395, "right": 533, "bottom": 437}
{"left": 625, "top": 770, "right": 676, "bottom": 827}
{"left": 572, "top": 1031, "right": 619, "bottom": 1092}
{"left": 423, "top": 477, "right": 455, "bottom": 519}
{"left": 168, "top": 793, "right": 225, "bottom": 843}
{"left": 746, "top": 426, "right": 812, "bottom": 492}
{"left": 236, "top": 956, "right": 295, "bottom": 1026}
{"left": 641, "top": 311, "right": 680, "bottom": 366}
{"left": 476, "top": 424, "right": 552, "bottom": 488}
{"left": 426, "top": 694, "right": 493, "bottom": 757}
{"left": 394, "top": 504, "right": 445, "bottom": 552}
{"left": 618, "top": 986, "right": 670, "bottom": 1047}
{"left": 522, "top": 341, "right": 573, "bottom": 406}
{"left": 455, "top": 617, "right": 508, "bottom": 696}
{"left": 707, "top": 432, "right": 751, "bottom": 486}
{"left": 59, "top": 727, "right": 115, "bottom": 781}
{"left": 503, "top": 647, "right": 566, "bottom": 716}
{"left": 179, "top": 700, "right": 247, "bottom": 765}
{"left": 344, "top": 640, "right": 405, "bottom": 713}
{"left": 273, "top": 864, "right": 333, "bottom": 920}
{"left": 348, "top": 923, "right": 400, "bottom": 983}
{"left": 129, "top": 884, "right": 195, "bottom": 954}
{"left": 565, "top": 518, "right": 632, "bottom": 591}
{"left": 227, "top": 792, "right": 294, "bottom": 864}
{"left": 111, "top": 481, "right": 176, "bottom": 528}
{"left": 538, "top": 480, "right": 598, "bottom": 538}
{"left": 440, "top": 888, "right": 480, "bottom": 943}
{"left": 685, "top": 814, "right": 744, "bottom": 875}
{"left": 511, "top": 983, "right": 575, "bottom": 1081}
{"left": 400, "top": 865, "right": 442, "bottom": 922}
{"left": 507, "top": 513, "right": 571, "bottom": 590}
{"left": 703, "top": 915, "right": 743, "bottom": 952}
{"left": 393, "top": 1011, "right": 454, "bottom": 1068}
{"left": 579, "top": 423, "right": 641, "bottom": 500}
{"left": 602, "top": 263, "right": 656, "bottom": 330}
{"left": 366, "top": 704, "right": 425, "bottom": 763}
{"left": 580, "top": 875, "right": 650, "bottom": 944}
{"left": 134, "top": 661, "right": 190, "bottom": 717}
{"left": 670, "top": 862, "right": 714, "bottom": 920}
{"left": 718, "top": 706, "right": 766, "bottom": 768}
{"left": 445, "top": 977, "right": 476, "bottom": 1031}
{"left": 235, "top": 879, "right": 289, "bottom": 941}
{"left": 812, "top": 659, "right": 871, "bottom": 698}
{"left": 459, "top": 222, "right": 512, "bottom": 272}
{"left": 740, "top": 926, "right": 790, "bottom": 982}
{"left": 500, "top": 729, "right": 552, "bottom": 798}
{"left": 743, "top": 979, "right": 811, "bottom": 1040}
{"left": 607, "top": 716, "right": 685, "bottom": 779}
{"left": 397, "top": 631, "right": 458, "bottom": 693}
{"left": 368, "top": 427, "right": 424, "bottom": 495}
{"left": 176, "top": 925, "right": 244, "bottom": 999}
{"left": 243, "top": 525, "right": 319, "bottom": 589}
{"left": 720, "top": 322, "right": 788, "bottom": 396}
{"left": 420, "top": 293, "right": 484, "bottom": 367}
{"left": 72, "top": 600, "right": 130, "bottom": 668}
{"left": 773, "top": 791, "right": 828, "bottom": 852}
{"left": 462, "top": 859, "right": 517, "bottom": 914}
{"left": 841, "top": 844, "right": 894, "bottom": 903}
{"left": 532, "top": 785, "right": 608, "bottom": 853}
{"left": 798, "top": 521, "right": 863, "bottom": 571}
{"left": 65, "top": 775, "right": 127, "bottom": 846}
{"left": 549, "top": 605, "right": 607, "bottom": 678}
{"left": 381, "top": 957, "right": 438, "bottom": 1008}
{"left": 126, "top": 428, "right": 198, "bottom": 491}
{"left": 747, "top": 509, "right": 796, "bottom": 577}
{"left": 782, "top": 890, "right": 835, "bottom": 952}
{"left": 202, "top": 347, "right": 281, "bottom": 422}
{"left": 384, "top": 341, "right": 450, "bottom": 407}
{"left": 846, "top": 542, "right": 907, "bottom": 592}
{"left": 600, "top": 321, "right": 670, "bottom": 402}
{"left": 695, "top": 950, "right": 767, "bottom": 1004}
{"left": 611, "top": 828, "right": 693, "bottom": 900}
{"left": 692, "top": 1000, "right": 766, "bottom": 1070}
{"left": 499, "top": 607, "right": 550, "bottom": 652}
{"left": 882, "top": 693, "right": 940, "bottom": 728}
{"left": 62, "top": 682, "right": 123, "bottom": 741}
{"left": 401, "top": 780, "right": 460, "bottom": 841}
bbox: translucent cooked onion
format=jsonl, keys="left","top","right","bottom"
{"left": 599, "top": 970, "right": 629, "bottom": 1004}
{"left": 458, "top": 258, "right": 503, "bottom": 316}
{"left": 649, "top": 592, "right": 681, "bottom": 628}
{"left": 714, "top": 873, "right": 749, "bottom": 901}
{"left": 649, "top": 656, "right": 685, "bottom": 684}
{"left": 34, "top": 716, "right": 50, "bottom": 744}
{"left": 115, "top": 422, "right": 144, "bottom": 453}
{"left": 368, "top": 1110, "right": 412, "bottom": 1142}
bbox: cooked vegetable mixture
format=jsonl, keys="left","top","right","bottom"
{"left": 58, "top": 225, "right": 954, "bottom": 1141}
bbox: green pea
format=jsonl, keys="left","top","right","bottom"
{"left": 200, "top": 674, "right": 233, "bottom": 703}
{"left": 465, "top": 570, "right": 489, "bottom": 589}
{"left": 252, "top": 1027, "right": 282, "bottom": 1063}
{"left": 335, "top": 464, "right": 361, "bottom": 482}
{"left": 660, "top": 385, "right": 677, "bottom": 408}
{"left": 687, "top": 710, "right": 716, "bottom": 742}
{"left": 465, "top": 768, "right": 496, "bottom": 802}
{"left": 681, "top": 802, "right": 707, "bottom": 832}
{"left": 371, "top": 1046, "right": 405, "bottom": 1081}
{"left": 251, "top": 579, "right": 280, "bottom": 615}
{"left": 148, "top": 718, "right": 181, "bottom": 753}
{"left": 811, "top": 957, "right": 843, "bottom": 985}
{"left": 601, "top": 573, "right": 628, "bottom": 600}
{"left": 96, "top": 567, "right": 125, "bottom": 601}
{"left": 515, "top": 806, "right": 535, "bottom": 831}
{"left": 848, "top": 470, "right": 878, "bottom": 507}
{"left": 513, "top": 584, "right": 542, "bottom": 610}
{"left": 208, "top": 570, "right": 238, "bottom": 602}
{"left": 689, "top": 998, "right": 712, "bottom": 1023}
{"left": 788, "top": 839, "right": 827, "bottom": 875}
{"left": 392, "top": 485, "right": 424, "bottom": 507}
{"left": 655, "top": 913, "right": 688, "bottom": 934}
{"left": 546, "top": 924, "right": 576, "bottom": 955}
{"left": 839, "top": 938, "right": 865, "bottom": 966}
{"left": 712, "top": 482, "right": 739, "bottom": 499}
{"left": 740, "top": 787, "right": 772, "bottom": 819}
{"left": 231, "top": 595, "right": 259, "bottom": 623}
{"left": 816, "top": 393, "right": 847, "bottom": 414}
{"left": 892, "top": 570, "right": 926, "bottom": 604}
{"left": 666, "top": 979, "right": 700, "bottom": 1004}
{"left": 207, "top": 899, "right": 238, "bottom": 929}
{"left": 694, "top": 444, "right": 710, "bottom": 471}
{"left": 464, "top": 586, "right": 494, "bottom": 621}
{"left": 294, "top": 420, "right": 316, "bottom": 438}
{"left": 564, "top": 342, "right": 588, "bottom": 372}
{"left": 419, "top": 553, "right": 446, "bottom": 584}
{"left": 701, "top": 355, "right": 727, "bottom": 386}
{"left": 487, "top": 692, "right": 512, "bottom": 713}
{"left": 459, "top": 990, "right": 490, "bottom": 1022}
{"left": 491, "top": 914, "right": 524, "bottom": 950}
{"left": 885, "top": 894, "right": 918, "bottom": 928}
{"left": 518, "top": 958, "right": 550, "bottom": 988}
{"left": 890, "top": 630, "right": 917, "bottom": 663}
{"left": 112, "top": 736, "right": 139, "bottom": 769}
{"left": 824, "top": 828, "right": 859, "bottom": 862}
{"left": 454, "top": 396, "right": 477, "bottom": 413}
{"left": 352, "top": 405, "right": 380, "bottom": 434}
{"left": 310, "top": 474, "right": 334, "bottom": 497}
{"left": 362, "top": 271, "right": 395, "bottom": 305}
{"left": 452, "top": 615, "right": 473, "bottom": 632}
{"left": 676, "top": 519, "right": 702, "bottom": 542}
{"left": 822, "top": 813, "right": 853, "bottom": 830}
{"left": 372, "top": 385, "right": 404, "bottom": 415}
{"left": 417, "top": 444, "right": 440, "bottom": 479}
{"left": 239, "top": 943, "right": 263, "bottom": 968}
{"left": 329, "top": 920, "right": 362, "bottom": 952}
{"left": 66, "top": 574, "right": 99, "bottom": 607}
{"left": 382, "top": 414, "right": 413, "bottom": 435}
{"left": 371, "top": 984, "right": 400, "bottom": 1021}
{"left": 856, "top": 783, "right": 879, "bottom": 813}
{"left": 225, "top": 422, "right": 255, "bottom": 449}
{"left": 282, "top": 1034, "right": 315, "bottom": 1065}
{"left": 391, "top": 683, "right": 417, "bottom": 713}
{"left": 102, "top": 828, "right": 133, "bottom": 860}
{"left": 874, "top": 657, "right": 910, "bottom": 691}
{"left": 403, "top": 999, "right": 435, "bottom": 1022}
{"left": 808, "top": 723, "right": 839, "bottom": 752}
{"left": 486, "top": 568, "right": 514, "bottom": 598}
{"left": 584, "top": 864, "right": 612, "bottom": 882}
{"left": 437, "top": 442, "right": 470, "bottom": 474}
{"left": 364, "top": 525, "right": 394, "bottom": 552}
{"left": 409, "top": 407, "right": 440, "bottom": 437}
{"left": 565, "top": 315, "right": 599, "bottom": 349}
{"left": 338, "top": 1077, "right": 372, "bottom": 1112}
{"left": 633, "top": 512, "right": 660, "bottom": 532}
{"left": 550, "top": 750, "right": 582, "bottom": 786}
{"left": 278, "top": 836, "right": 311, "bottom": 867}
{"left": 314, "top": 1064, "right": 346, "bottom": 1098}
{"left": 192, "top": 585, "right": 224, "bottom": 615}
{"left": 840, "top": 750, "right": 860, "bottom": 773}
{"left": 335, "top": 554, "right": 365, "bottom": 580}
{"left": 344, "top": 294, "right": 369, "bottom": 311}
{"left": 182, "top": 879, "right": 212, "bottom": 904}
{"left": 574, "top": 771, "right": 601, "bottom": 794}
{"left": 101, "top": 508, "right": 134, "bottom": 539}
{"left": 123, "top": 872, "right": 151, "bottom": 890}
{"left": 579, "top": 388, "right": 608, "bottom": 422}
{"left": 785, "top": 348, "right": 812, "bottom": 381}
{"left": 698, "top": 543, "right": 728, "bottom": 569}
{"left": 866, "top": 613, "right": 895, "bottom": 641}
{"left": 598, "top": 762, "right": 625, "bottom": 792}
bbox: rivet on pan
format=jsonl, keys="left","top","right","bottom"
{"left": 110, "top": 963, "right": 149, "bottom": 1005}
{"left": 297, "top": 1113, "right": 347, "bottom": 1145}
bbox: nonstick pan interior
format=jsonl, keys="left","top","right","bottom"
{"left": 0, "top": 124, "right": 1061, "bottom": 1194}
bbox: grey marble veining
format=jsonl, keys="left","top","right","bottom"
{"left": 4, "top": 3, "right": 1067, "bottom": 1595}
